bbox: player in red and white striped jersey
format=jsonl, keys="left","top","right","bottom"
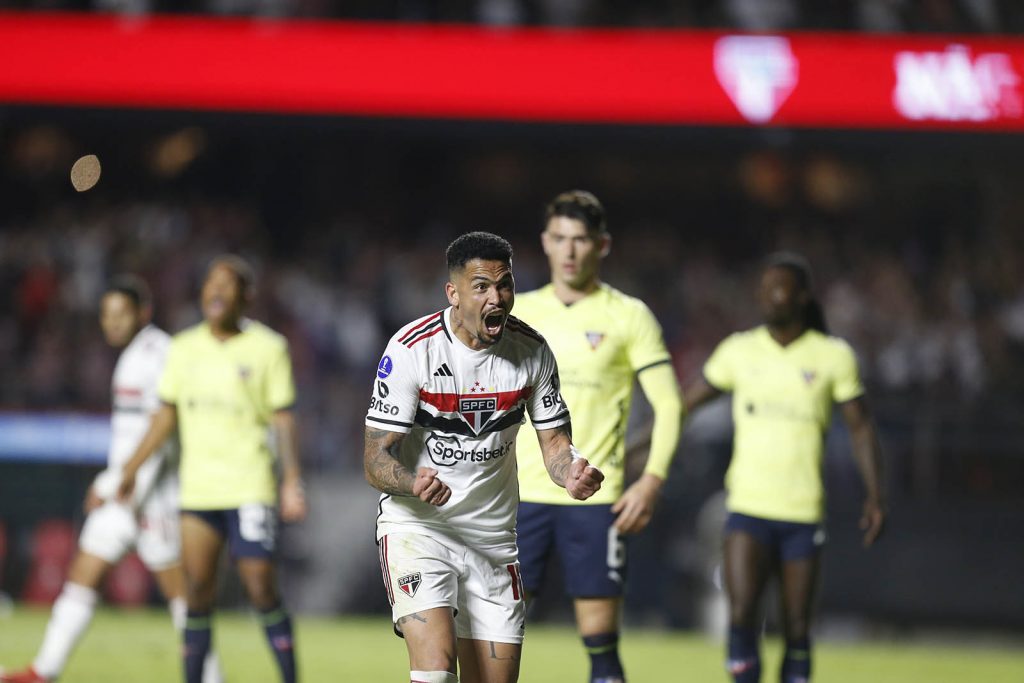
{"left": 364, "top": 232, "right": 603, "bottom": 683}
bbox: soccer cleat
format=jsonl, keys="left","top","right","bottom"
{"left": 0, "top": 667, "right": 51, "bottom": 683}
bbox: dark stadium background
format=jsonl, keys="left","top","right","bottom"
{"left": 1, "top": 0, "right": 1023, "bottom": 643}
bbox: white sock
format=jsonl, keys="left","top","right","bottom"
{"left": 410, "top": 672, "right": 458, "bottom": 683}
{"left": 32, "top": 583, "right": 99, "bottom": 679}
{"left": 169, "top": 597, "right": 224, "bottom": 683}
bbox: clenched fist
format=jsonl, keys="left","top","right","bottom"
{"left": 413, "top": 467, "right": 451, "bottom": 506}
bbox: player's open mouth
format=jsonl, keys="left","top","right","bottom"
{"left": 483, "top": 310, "right": 506, "bottom": 336}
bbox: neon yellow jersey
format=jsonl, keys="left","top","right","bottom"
{"left": 159, "top": 320, "right": 295, "bottom": 509}
{"left": 515, "top": 283, "right": 675, "bottom": 504}
{"left": 703, "top": 326, "right": 864, "bottom": 523}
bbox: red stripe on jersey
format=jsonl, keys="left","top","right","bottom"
{"left": 406, "top": 325, "right": 445, "bottom": 348}
{"left": 399, "top": 312, "right": 442, "bottom": 343}
{"left": 419, "top": 387, "right": 533, "bottom": 412}
{"left": 114, "top": 387, "right": 143, "bottom": 396}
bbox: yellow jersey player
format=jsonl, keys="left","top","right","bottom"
{"left": 1, "top": 277, "right": 221, "bottom": 683}
{"left": 119, "top": 256, "right": 307, "bottom": 683}
{"left": 685, "top": 252, "right": 885, "bottom": 683}
{"left": 515, "top": 191, "right": 684, "bottom": 683}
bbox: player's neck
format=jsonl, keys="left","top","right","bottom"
{"left": 450, "top": 309, "right": 490, "bottom": 351}
{"left": 551, "top": 277, "right": 599, "bottom": 306}
{"left": 208, "top": 319, "right": 243, "bottom": 341}
{"left": 766, "top": 321, "right": 806, "bottom": 347}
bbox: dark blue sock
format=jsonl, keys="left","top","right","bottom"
{"left": 727, "top": 625, "right": 761, "bottom": 683}
{"left": 183, "top": 610, "right": 212, "bottom": 683}
{"left": 260, "top": 604, "right": 297, "bottom": 683}
{"left": 582, "top": 632, "right": 625, "bottom": 682}
{"left": 781, "top": 637, "right": 811, "bottom": 683}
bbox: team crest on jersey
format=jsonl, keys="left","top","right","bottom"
{"left": 459, "top": 396, "right": 497, "bottom": 432}
{"left": 585, "top": 331, "right": 605, "bottom": 350}
{"left": 398, "top": 572, "right": 422, "bottom": 598}
{"left": 238, "top": 365, "right": 252, "bottom": 380}
{"left": 801, "top": 369, "right": 816, "bottom": 385}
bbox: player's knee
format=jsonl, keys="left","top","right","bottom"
{"left": 186, "top": 577, "right": 217, "bottom": 610}
{"left": 242, "top": 578, "right": 279, "bottom": 610}
{"left": 409, "top": 671, "right": 458, "bottom": 683}
{"left": 728, "top": 598, "right": 758, "bottom": 627}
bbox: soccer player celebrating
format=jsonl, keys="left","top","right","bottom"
{"left": 685, "top": 252, "right": 886, "bottom": 683}
{"left": 364, "top": 231, "right": 604, "bottom": 683}
{"left": 513, "top": 190, "right": 685, "bottom": 683}
{"left": 1, "top": 277, "right": 221, "bottom": 683}
{"left": 118, "top": 256, "right": 306, "bottom": 683}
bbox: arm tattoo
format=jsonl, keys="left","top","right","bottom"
{"left": 363, "top": 428, "right": 415, "bottom": 496}
{"left": 541, "top": 424, "right": 574, "bottom": 487}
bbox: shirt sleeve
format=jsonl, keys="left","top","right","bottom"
{"left": 831, "top": 340, "right": 866, "bottom": 403}
{"left": 365, "top": 337, "right": 422, "bottom": 433}
{"left": 636, "top": 362, "right": 684, "bottom": 480}
{"left": 157, "top": 337, "right": 182, "bottom": 405}
{"left": 265, "top": 340, "right": 297, "bottom": 411}
{"left": 702, "top": 334, "right": 738, "bottom": 392}
{"left": 526, "top": 343, "right": 571, "bottom": 430}
{"left": 627, "top": 302, "right": 673, "bottom": 373}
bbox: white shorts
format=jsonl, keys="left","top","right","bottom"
{"left": 378, "top": 532, "right": 526, "bottom": 644}
{"left": 79, "top": 476, "right": 180, "bottom": 571}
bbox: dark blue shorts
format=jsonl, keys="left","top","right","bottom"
{"left": 182, "top": 504, "right": 278, "bottom": 560}
{"left": 724, "top": 512, "right": 825, "bottom": 562}
{"left": 517, "top": 502, "right": 626, "bottom": 598}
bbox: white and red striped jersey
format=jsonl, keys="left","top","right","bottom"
{"left": 92, "top": 324, "right": 178, "bottom": 505}
{"left": 366, "top": 307, "right": 569, "bottom": 545}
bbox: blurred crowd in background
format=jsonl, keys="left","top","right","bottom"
{"left": 2, "top": 112, "right": 1023, "bottom": 505}
{"left": 0, "top": 0, "right": 1023, "bottom": 33}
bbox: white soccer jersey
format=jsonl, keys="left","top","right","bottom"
{"left": 366, "top": 307, "right": 570, "bottom": 545}
{"left": 92, "top": 325, "right": 177, "bottom": 505}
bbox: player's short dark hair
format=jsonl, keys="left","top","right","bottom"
{"left": 446, "top": 232, "right": 513, "bottom": 272}
{"left": 104, "top": 274, "right": 151, "bottom": 310}
{"left": 764, "top": 251, "right": 828, "bottom": 333}
{"left": 207, "top": 254, "right": 255, "bottom": 295}
{"left": 545, "top": 190, "right": 607, "bottom": 235}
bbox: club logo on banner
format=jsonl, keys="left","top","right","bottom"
{"left": 714, "top": 35, "right": 799, "bottom": 124}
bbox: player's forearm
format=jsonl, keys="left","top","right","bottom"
{"left": 363, "top": 428, "right": 416, "bottom": 496}
{"left": 124, "top": 403, "right": 177, "bottom": 474}
{"left": 638, "top": 364, "right": 684, "bottom": 479}
{"left": 538, "top": 424, "right": 575, "bottom": 488}
{"left": 272, "top": 410, "right": 303, "bottom": 484}
{"left": 849, "top": 422, "right": 885, "bottom": 504}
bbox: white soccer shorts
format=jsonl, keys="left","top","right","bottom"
{"left": 379, "top": 532, "right": 526, "bottom": 644}
{"left": 79, "top": 478, "right": 180, "bottom": 571}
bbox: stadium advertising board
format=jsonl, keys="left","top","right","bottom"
{"left": 1, "top": 13, "right": 1024, "bottom": 130}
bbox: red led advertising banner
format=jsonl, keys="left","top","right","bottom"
{"left": 2, "top": 13, "right": 1024, "bottom": 130}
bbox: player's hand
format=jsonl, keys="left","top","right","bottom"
{"left": 859, "top": 498, "right": 886, "bottom": 547}
{"left": 412, "top": 467, "right": 451, "bottom": 506}
{"left": 280, "top": 479, "right": 307, "bottom": 523}
{"left": 116, "top": 467, "right": 137, "bottom": 503}
{"left": 83, "top": 486, "right": 103, "bottom": 514}
{"left": 611, "top": 473, "right": 663, "bottom": 535}
{"left": 566, "top": 457, "right": 604, "bottom": 501}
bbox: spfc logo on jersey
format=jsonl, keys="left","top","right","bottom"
{"left": 398, "top": 572, "right": 421, "bottom": 598}
{"left": 459, "top": 396, "right": 497, "bottom": 432}
{"left": 585, "top": 331, "right": 605, "bottom": 350}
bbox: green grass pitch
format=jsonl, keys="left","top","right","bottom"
{"left": 1, "top": 606, "right": 1021, "bottom": 682}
